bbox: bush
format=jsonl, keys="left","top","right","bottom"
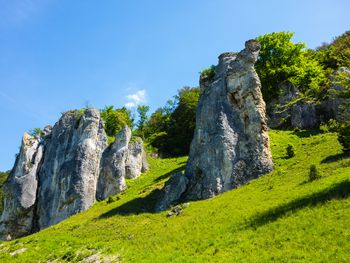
{"left": 320, "top": 119, "right": 340, "bottom": 133}
{"left": 286, "top": 144, "right": 295, "bottom": 158}
{"left": 106, "top": 196, "right": 115, "bottom": 204}
{"left": 29, "top": 128, "right": 44, "bottom": 139}
{"left": 308, "top": 164, "right": 321, "bottom": 181}
{"left": 200, "top": 65, "right": 216, "bottom": 79}
{"left": 338, "top": 122, "right": 350, "bottom": 153}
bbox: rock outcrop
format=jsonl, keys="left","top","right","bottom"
{"left": 156, "top": 40, "right": 273, "bottom": 210}
{"left": 125, "top": 137, "right": 148, "bottom": 179}
{"left": 0, "top": 133, "right": 43, "bottom": 240}
{"left": 35, "top": 109, "right": 108, "bottom": 229}
{"left": 96, "top": 126, "right": 130, "bottom": 200}
{"left": 267, "top": 67, "right": 350, "bottom": 129}
{"left": 0, "top": 109, "right": 148, "bottom": 240}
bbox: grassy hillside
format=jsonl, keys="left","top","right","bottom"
{"left": 0, "top": 130, "right": 350, "bottom": 262}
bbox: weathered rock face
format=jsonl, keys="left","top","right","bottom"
{"left": 290, "top": 100, "right": 318, "bottom": 129}
{"left": 267, "top": 82, "right": 299, "bottom": 128}
{"left": 156, "top": 40, "right": 273, "bottom": 210}
{"left": 96, "top": 126, "right": 130, "bottom": 200}
{"left": 96, "top": 127, "right": 149, "bottom": 200}
{"left": 35, "top": 109, "right": 108, "bottom": 229}
{"left": 125, "top": 137, "right": 149, "bottom": 179}
{"left": 0, "top": 133, "right": 43, "bottom": 240}
{"left": 0, "top": 109, "right": 148, "bottom": 240}
{"left": 267, "top": 67, "right": 350, "bottom": 129}
{"left": 155, "top": 171, "right": 188, "bottom": 212}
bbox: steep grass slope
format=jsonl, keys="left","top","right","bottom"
{"left": 0, "top": 130, "right": 350, "bottom": 262}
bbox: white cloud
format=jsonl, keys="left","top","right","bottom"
{"left": 125, "top": 89, "right": 147, "bottom": 108}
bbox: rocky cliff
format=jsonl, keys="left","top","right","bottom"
{"left": 0, "top": 109, "right": 148, "bottom": 240}
{"left": 267, "top": 67, "right": 350, "bottom": 129}
{"left": 156, "top": 40, "right": 273, "bottom": 211}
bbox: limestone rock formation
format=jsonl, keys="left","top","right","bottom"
{"left": 267, "top": 67, "right": 350, "bottom": 129}
{"left": 35, "top": 109, "right": 108, "bottom": 229}
{"left": 125, "top": 137, "right": 149, "bottom": 179}
{"left": 0, "top": 109, "right": 148, "bottom": 240}
{"left": 155, "top": 171, "right": 188, "bottom": 212}
{"left": 266, "top": 82, "right": 299, "bottom": 128}
{"left": 156, "top": 40, "right": 273, "bottom": 210}
{"left": 96, "top": 126, "right": 130, "bottom": 200}
{"left": 0, "top": 133, "right": 43, "bottom": 240}
{"left": 290, "top": 100, "right": 318, "bottom": 129}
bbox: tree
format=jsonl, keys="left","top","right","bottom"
{"left": 143, "top": 87, "right": 200, "bottom": 156}
{"left": 167, "top": 87, "right": 200, "bottom": 155}
{"left": 255, "top": 32, "right": 327, "bottom": 102}
{"left": 136, "top": 105, "right": 150, "bottom": 138}
{"left": 331, "top": 30, "right": 350, "bottom": 69}
{"left": 101, "top": 106, "right": 133, "bottom": 143}
{"left": 335, "top": 70, "right": 350, "bottom": 153}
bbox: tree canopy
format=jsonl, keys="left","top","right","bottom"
{"left": 255, "top": 32, "right": 327, "bottom": 102}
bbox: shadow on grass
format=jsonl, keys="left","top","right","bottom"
{"left": 98, "top": 166, "right": 186, "bottom": 218}
{"left": 99, "top": 189, "right": 161, "bottom": 218}
{"left": 293, "top": 129, "right": 322, "bottom": 138}
{"left": 321, "top": 152, "right": 350, "bottom": 164}
{"left": 247, "top": 180, "right": 350, "bottom": 228}
{"left": 153, "top": 165, "right": 186, "bottom": 183}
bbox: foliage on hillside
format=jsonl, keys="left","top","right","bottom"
{"left": 143, "top": 86, "right": 200, "bottom": 156}
{"left": 1, "top": 130, "right": 349, "bottom": 262}
{"left": 255, "top": 32, "right": 328, "bottom": 102}
{"left": 0, "top": 171, "right": 9, "bottom": 213}
{"left": 100, "top": 106, "right": 133, "bottom": 144}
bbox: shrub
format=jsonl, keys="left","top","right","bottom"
{"left": 29, "top": 128, "right": 44, "bottom": 138}
{"left": 320, "top": 119, "right": 340, "bottom": 133}
{"left": 200, "top": 65, "right": 216, "bottom": 79}
{"left": 337, "top": 122, "right": 350, "bottom": 153}
{"left": 308, "top": 164, "right": 321, "bottom": 181}
{"left": 286, "top": 144, "right": 295, "bottom": 158}
{"left": 106, "top": 196, "right": 115, "bottom": 204}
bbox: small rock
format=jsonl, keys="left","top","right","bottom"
{"left": 10, "top": 248, "right": 27, "bottom": 256}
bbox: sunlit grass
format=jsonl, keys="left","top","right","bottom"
{"left": 1, "top": 130, "right": 350, "bottom": 262}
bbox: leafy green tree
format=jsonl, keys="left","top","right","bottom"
{"left": 143, "top": 87, "right": 200, "bottom": 156}
{"left": 330, "top": 31, "right": 350, "bottom": 69}
{"left": 335, "top": 70, "right": 350, "bottom": 152}
{"left": 167, "top": 87, "right": 200, "bottom": 155}
{"left": 136, "top": 105, "right": 150, "bottom": 138}
{"left": 255, "top": 32, "right": 327, "bottom": 102}
{"left": 101, "top": 106, "right": 133, "bottom": 143}
{"left": 0, "top": 170, "right": 10, "bottom": 213}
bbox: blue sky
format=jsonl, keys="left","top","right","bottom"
{"left": 0, "top": 0, "right": 349, "bottom": 171}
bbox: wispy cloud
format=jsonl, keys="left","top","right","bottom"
{"left": 125, "top": 89, "right": 147, "bottom": 108}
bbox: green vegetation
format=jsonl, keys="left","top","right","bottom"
{"left": 255, "top": 32, "right": 327, "bottom": 102}
{"left": 308, "top": 164, "right": 321, "bottom": 181}
{"left": 338, "top": 123, "right": 350, "bottom": 153}
{"left": 200, "top": 65, "right": 216, "bottom": 79}
{"left": 29, "top": 128, "right": 44, "bottom": 138}
{"left": 100, "top": 106, "right": 133, "bottom": 144}
{"left": 334, "top": 66, "right": 350, "bottom": 153}
{"left": 314, "top": 30, "right": 350, "bottom": 70}
{"left": 1, "top": 130, "right": 350, "bottom": 262}
{"left": 286, "top": 143, "right": 295, "bottom": 158}
{"left": 143, "top": 87, "right": 200, "bottom": 156}
{"left": 0, "top": 171, "right": 9, "bottom": 213}
{"left": 135, "top": 105, "right": 150, "bottom": 139}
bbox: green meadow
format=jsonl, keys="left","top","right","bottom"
{"left": 0, "top": 130, "right": 349, "bottom": 262}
